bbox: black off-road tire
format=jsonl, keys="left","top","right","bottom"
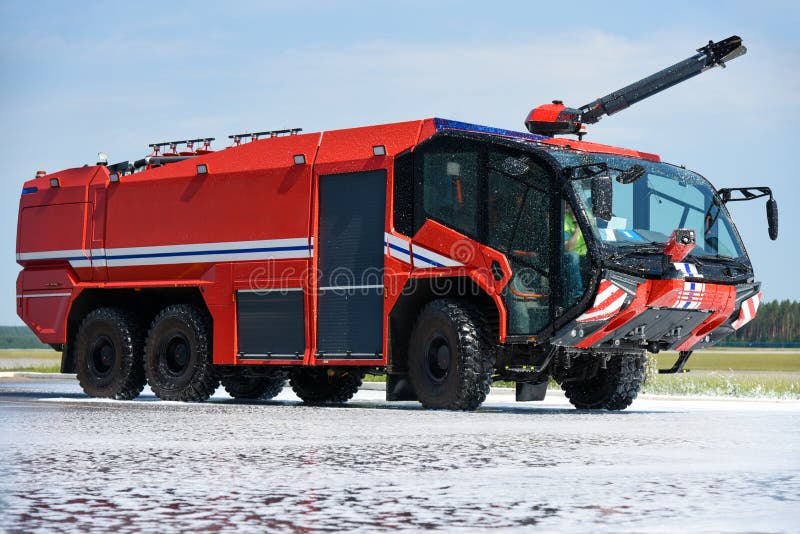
{"left": 561, "top": 353, "right": 646, "bottom": 410}
{"left": 289, "top": 367, "right": 365, "bottom": 404}
{"left": 221, "top": 370, "right": 288, "bottom": 400}
{"left": 74, "top": 307, "right": 146, "bottom": 400}
{"left": 144, "top": 304, "right": 219, "bottom": 402}
{"left": 408, "top": 299, "right": 495, "bottom": 411}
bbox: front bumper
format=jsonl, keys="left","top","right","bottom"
{"left": 553, "top": 271, "right": 759, "bottom": 352}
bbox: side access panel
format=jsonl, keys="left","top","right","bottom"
{"left": 316, "top": 170, "right": 386, "bottom": 359}
{"left": 236, "top": 289, "right": 306, "bottom": 361}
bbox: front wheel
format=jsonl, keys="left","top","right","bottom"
{"left": 407, "top": 299, "right": 495, "bottom": 411}
{"left": 561, "top": 353, "right": 646, "bottom": 410}
{"left": 74, "top": 307, "right": 146, "bottom": 400}
{"left": 144, "top": 304, "right": 219, "bottom": 402}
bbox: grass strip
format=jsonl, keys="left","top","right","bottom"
{"left": 1, "top": 365, "right": 62, "bottom": 373}
{"left": 0, "top": 349, "right": 61, "bottom": 360}
{"left": 652, "top": 351, "right": 800, "bottom": 371}
{"left": 642, "top": 372, "right": 799, "bottom": 399}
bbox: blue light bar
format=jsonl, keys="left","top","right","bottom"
{"left": 21, "top": 187, "right": 38, "bottom": 195}
{"left": 434, "top": 118, "right": 549, "bottom": 141}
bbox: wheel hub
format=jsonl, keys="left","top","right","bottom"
{"left": 100, "top": 345, "right": 114, "bottom": 366}
{"left": 89, "top": 335, "right": 115, "bottom": 377}
{"left": 164, "top": 334, "right": 191, "bottom": 375}
{"left": 424, "top": 334, "right": 451, "bottom": 384}
{"left": 436, "top": 345, "right": 451, "bottom": 370}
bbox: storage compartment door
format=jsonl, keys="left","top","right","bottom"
{"left": 237, "top": 289, "right": 306, "bottom": 361}
{"left": 317, "top": 170, "right": 386, "bottom": 359}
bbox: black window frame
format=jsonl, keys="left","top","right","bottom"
{"left": 392, "top": 149, "right": 415, "bottom": 236}
{"left": 412, "top": 136, "right": 486, "bottom": 242}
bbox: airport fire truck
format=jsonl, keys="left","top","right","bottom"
{"left": 16, "top": 35, "right": 777, "bottom": 410}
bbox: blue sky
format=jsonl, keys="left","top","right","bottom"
{"left": 1, "top": 0, "right": 798, "bottom": 325}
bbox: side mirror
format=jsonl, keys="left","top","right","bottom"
{"left": 716, "top": 186, "right": 778, "bottom": 241}
{"left": 617, "top": 164, "right": 646, "bottom": 184}
{"left": 767, "top": 197, "right": 778, "bottom": 240}
{"left": 592, "top": 175, "right": 613, "bottom": 221}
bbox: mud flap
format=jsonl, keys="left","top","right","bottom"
{"left": 386, "top": 373, "right": 418, "bottom": 401}
{"left": 516, "top": 381, "right": 548, "bottom": 402}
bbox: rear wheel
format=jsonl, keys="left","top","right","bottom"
{"left": 561, "top": 353, "right": 646, "bottom": 410}
{"left": 74, "top": 307, "right": 146, "bottom": 399}
{"left": 221, "top": 369, "right": 288, "bottom": 400}
{"left": 289, "top": 367, "right": 365, "bottom": 404}
{"left": 408, "top": 299, "right": 495, "bottom": 411}
{"left": 144, "top": 304, "right": 218, "bottom": 402}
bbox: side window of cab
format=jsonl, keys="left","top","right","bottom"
{"left": 413, "top": 137, "right": 480, "bottom": 237}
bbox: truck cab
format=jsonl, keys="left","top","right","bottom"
{"left": 386, "top": 125, "right": 764, "bottom": 409}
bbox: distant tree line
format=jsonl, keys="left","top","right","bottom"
{"left": 0, "top": 326, "right": 48, "bottom": 349}
{"left": 725, "top": 300, "right": 800, "bottom": 345}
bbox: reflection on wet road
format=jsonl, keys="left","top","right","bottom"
{"left": 1, "top": 379, "right": 798, "bottom": 532}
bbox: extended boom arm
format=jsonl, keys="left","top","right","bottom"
{"left": 525, "top": 35, "right": 746, "bottom": 137}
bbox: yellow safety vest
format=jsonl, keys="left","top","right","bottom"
{"left": 564, "top": 211, "right": 587, "bottom": 256}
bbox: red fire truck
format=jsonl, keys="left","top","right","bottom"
{"left": 16, "top": 36, "right": 777, "bottom": 410}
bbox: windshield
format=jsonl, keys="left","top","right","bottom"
{"left": 550, "top": 151, "right": 747, "bottom": 261}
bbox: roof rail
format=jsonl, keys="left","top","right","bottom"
{"left": 228, "top": 128, "right": 303, "bottom": 145}
{"left": 148, "top": 138, "right": 215, "bottom": 155}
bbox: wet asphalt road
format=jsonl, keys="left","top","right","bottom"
{"left": 1, "top": 378, "right": 798, "bottom": 533}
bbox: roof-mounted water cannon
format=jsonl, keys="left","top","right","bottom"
{"left": 525, "top": 35, "right": 747, "bottom": 139}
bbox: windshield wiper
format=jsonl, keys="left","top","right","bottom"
{"left": 607, "top": 243, "right": 711, "bottom": 271}
{"left": 607, "top": 242, "right": 665, "bottom": 261}
{"left": 609, "top": 242, "right": 716, "bottom": 268}
{"left": 706, "top": 255, "right": 750, "bottom": 270}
